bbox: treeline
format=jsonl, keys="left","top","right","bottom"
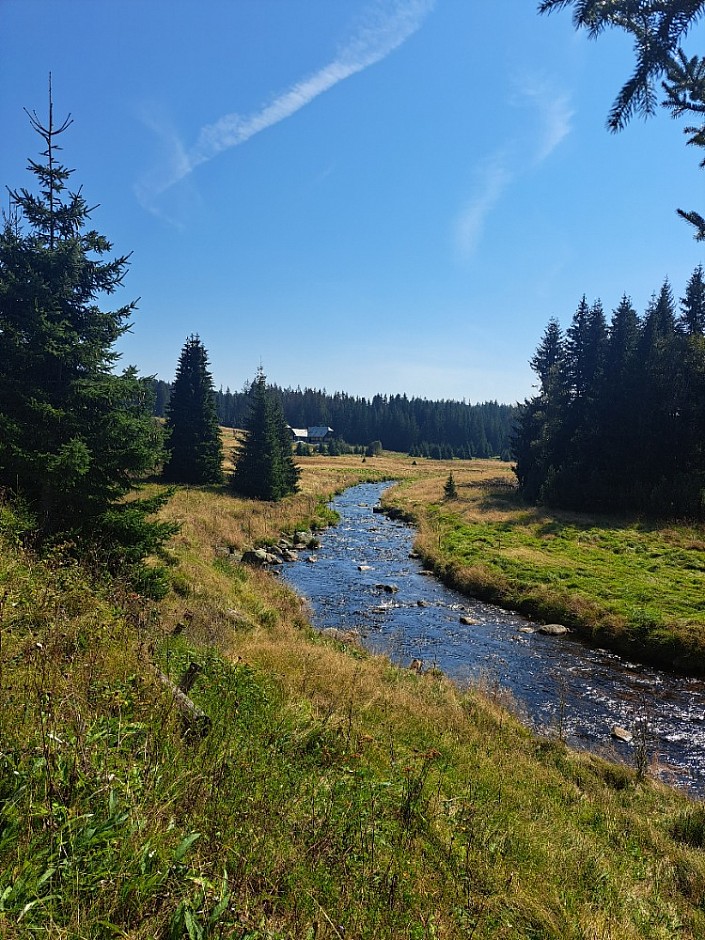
{"left": 514, "top": 266, "right": 705, "bottom": 517}
{"left": 153, "top": 382, "right": 518, "bottom": 460}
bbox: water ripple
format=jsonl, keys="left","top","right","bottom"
{"left": 283, "top": 482, "right": 705, "bottom": 794}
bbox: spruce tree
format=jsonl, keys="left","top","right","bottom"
{"left": 443, "top": 471, "right": 458, "bottom": 500}
{"left": 0, "top": 90, "right": 172, "bottom": 590}
{"left": 230, "top": 369, "right": 299, "bottom": 501}
{"left": 163, "top": 335, "right": 223, "bottom": 484}
{"left": 530, "top": 317, "right": 564, "bottom": 393}
{"left": 273, "top": 392, "right": 300, "bottom": 495}
{"left": 597, "top": 295, "right": 642, "bottom": 500}
{"left": 513, "top": 318, "right": 569, "bottom": 502}
{"left": 679, "top": 265, "right": 705, "bottom": 335}
{"left": 637, "top": 281, "right": 687, "bottom": 494}
{"left": 565, "top": 296, "right": 607, "bottom": 401}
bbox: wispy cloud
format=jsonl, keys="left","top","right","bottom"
{"left": 455, "top": 154, "right": 513, "bottom": 260}
{"left": 454, "top": 76, "right": 573, "bottom": 259}
{"left": 137, "top": 0, "right": 434, "bottom": 213}
{"left": 513, "top": 75, "right": 574, "bottom": 164}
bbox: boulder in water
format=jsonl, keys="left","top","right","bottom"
{"left": 375, "top": 583, "right": 398, "bottom": 594}
{"left": 538, "top": 623, "right": 569, "bottom": 636}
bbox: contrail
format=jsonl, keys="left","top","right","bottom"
{"left": 139, "top": 0, "right": 435, "bottom": 208}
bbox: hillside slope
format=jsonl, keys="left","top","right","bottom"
{"left": 2, "top": 457, "right": 705, "bottom": 938}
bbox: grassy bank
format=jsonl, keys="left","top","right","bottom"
{"left": 3, "top": 454, "right": 705, "bottom": 937}
{"left": 381, "top": 461, "right": 705, "bottom": 674}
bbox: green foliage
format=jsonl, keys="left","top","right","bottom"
{"left": 443, "top": 471, "right": 458, "bottom": 500}
{"left": 163, "top": 335, "right": 223, "bottom": 485}
{"left": 671, "top": 804, "right": 705, "bottom": 848}
{"left": 4, "top": 480, "right": 705, "bottom": 938}
{"left": 86, "top": 489, "right": 179, "bottom": 598}
{"left": 0, "top": 494, "right": 35, "bottom": 546}
{"left": 539, "top": 0, "right": 705, "bottom": 238}
{"left": 680, "top": 264, "right": 705, "bottom": 334}
{"left": 230, "top": 369, "right": 299, "bottom": 501}
{"left": 515, "top": 267, "right": 705, "bottom": 517}
{"left": 0, "top": 92, "right": 170, "bottom": 589}
{"left": 295, "top": 440, "right": 314, "bottom": 457}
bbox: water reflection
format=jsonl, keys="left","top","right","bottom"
{"left": 282, "top": 482, "right": 705, "bottom": 794}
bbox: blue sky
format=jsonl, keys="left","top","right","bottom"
{"left": 2, "top": 1, "right": 703, "bottom": 404}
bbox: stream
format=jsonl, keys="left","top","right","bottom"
{"left": 281, "top": 481, "right": 705, "bottom": 795}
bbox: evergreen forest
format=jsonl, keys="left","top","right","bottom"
{"left": 514, "top": 267, "right": 705, "bottom": 517}
{"left": 153, "top": 381, "right": 517, "bottom": 460}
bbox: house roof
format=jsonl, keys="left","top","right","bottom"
{"left": 308, "top": 426, "right": 334, "bottom": 438}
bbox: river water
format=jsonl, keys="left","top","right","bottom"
{"left": 282, "top": 482, "right": 705, "bottom": 795}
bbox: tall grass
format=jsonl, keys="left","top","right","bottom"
{"left": 2, "top": 453, "right": 705, "bottom": 937}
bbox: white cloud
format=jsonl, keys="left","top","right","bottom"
{"left": 455, "top": 154, "right": 513, "bottom": 260}
{"left": 513, "top": 75, "right": 574, "bottom": 163}
{"left": 137, "top": 0, "right": 435, "bottom": 213}
{"left": 453, "top": 76, "right": 573, "bottom": 258}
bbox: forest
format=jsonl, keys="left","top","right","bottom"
{"left": 152, "top": 380, "right": 518, "bottom": 460}
{"left": 514, "top": 267, "right": 705, "bottom": 517}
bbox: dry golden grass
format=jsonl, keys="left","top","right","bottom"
{"left": 148, "top": 448, "right": 513, "bottom": 704}
{"left": 6, "top": 451, "right": 705, "bottom": 937}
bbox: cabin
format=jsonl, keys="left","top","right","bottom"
{"left": 288, "top": 426, "right": 334, "bottom": 444}
{"left": 308, "top": 426, "right": 334, "bottom": 444}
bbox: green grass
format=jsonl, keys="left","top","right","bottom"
{"left": 383, "top": 469, "right": 705, "bottom": 672}
{"left": 439, "top": 513, "right": 705, "bottom": 621}
{"left": 3, "top": 473, "right": 705, "bottom": 937}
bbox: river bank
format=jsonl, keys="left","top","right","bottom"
{"left": 282, "top": 481, "right": 705, "bottom": 792}
{"left": 380, "top": 463, "right": 705, "bottom": 676}
{"left": 4, "top": 454, "right": 705, "bottom": 936}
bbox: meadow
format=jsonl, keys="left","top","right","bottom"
{"left": 3, "top": 449, "right": 705, "bottom": 937}
{"left": 380, "top": 460, "right": 705, "bottom": 673}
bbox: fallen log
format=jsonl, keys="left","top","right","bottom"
{"left": 158, "top": 664, "right": 211, "bottom": 736}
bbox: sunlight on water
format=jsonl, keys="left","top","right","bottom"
{"left": 283, "top": 482, "right": 705, "bottom": 794}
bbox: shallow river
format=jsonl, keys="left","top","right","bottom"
{"left": 282, "top": 482, "right": 705, "bottom": 795}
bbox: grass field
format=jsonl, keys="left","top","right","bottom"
{"left": 380, "top": 460, "right": 705, "bottom": 674}
{"left": 3, "top": 449, "right": 705, "bottom": 937}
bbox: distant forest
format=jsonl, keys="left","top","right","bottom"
{"left": 152, "top": 381, "right": 518, "bottom": 460}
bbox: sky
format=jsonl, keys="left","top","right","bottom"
{"left": 2, "top": 0, "right": 704, "bottom": 405}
